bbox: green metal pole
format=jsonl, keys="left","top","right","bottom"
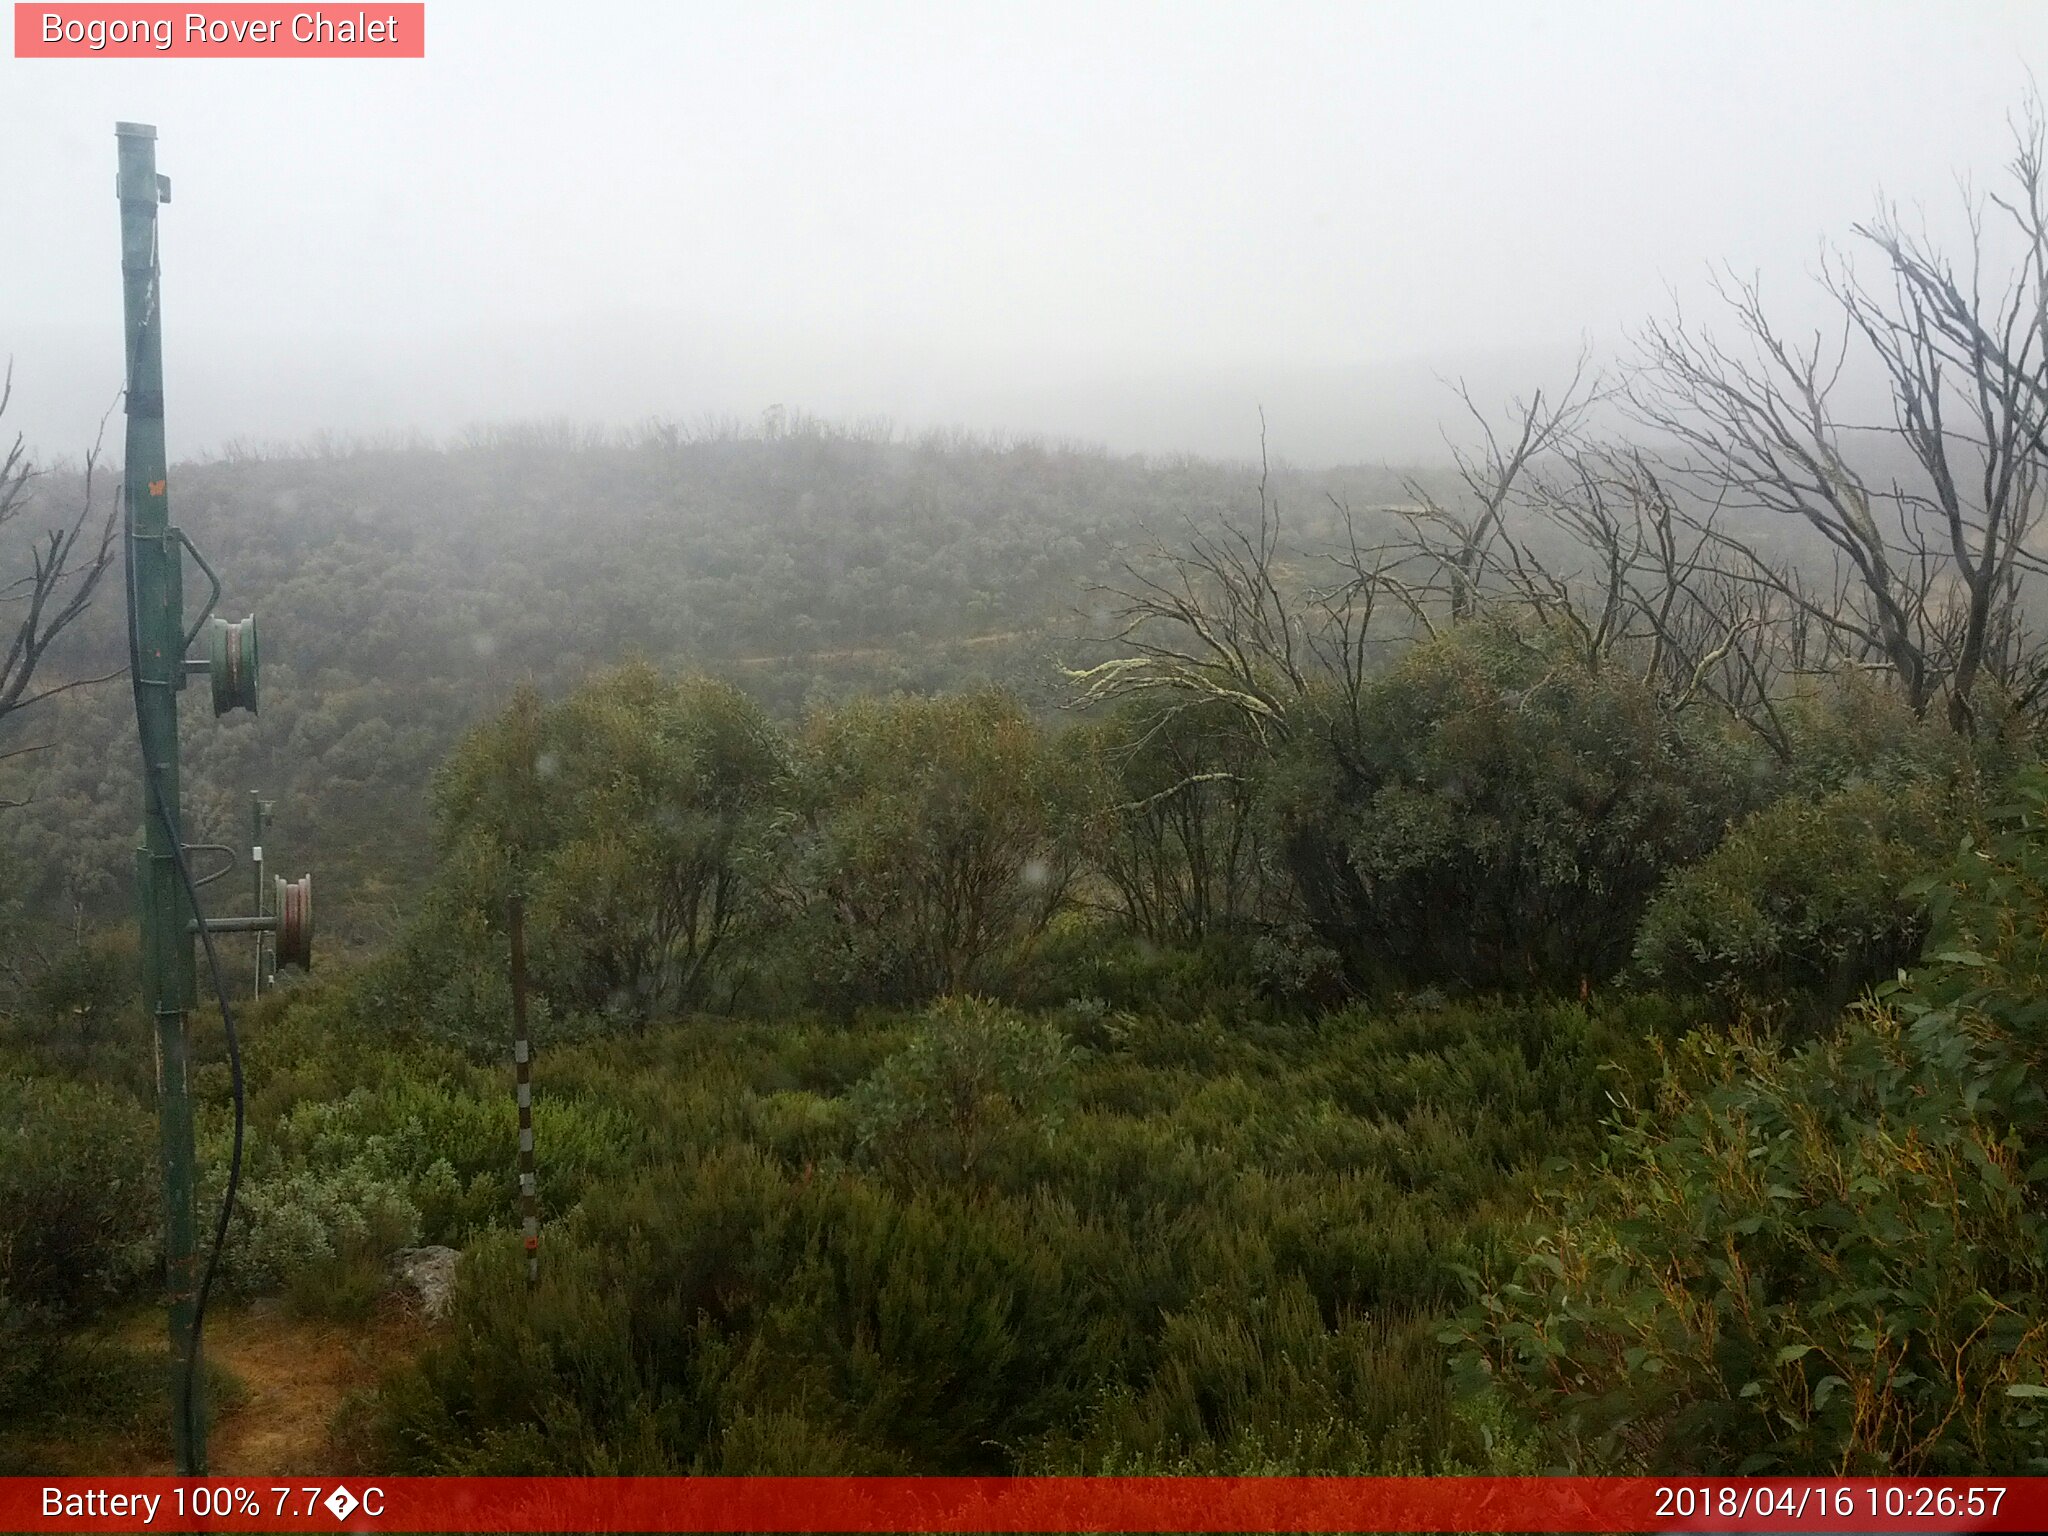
{"left": 117, "top": 120, "right": 205, "bottom": 1476}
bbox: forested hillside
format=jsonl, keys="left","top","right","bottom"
{"left": 0, "top": 422, "right": 1413, "bottom": 946}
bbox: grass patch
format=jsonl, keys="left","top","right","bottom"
{"left": 0, "top": 1315, "right": 245, "bottom": 1474}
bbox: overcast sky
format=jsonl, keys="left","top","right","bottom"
{"left": 1, "top": 1, "right": 2041, "bottom": 464}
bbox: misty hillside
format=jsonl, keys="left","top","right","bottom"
{"left": 13, "top": 7, "right": 2048, "bottom": 1490}
{"left": 0, "top": 409, "right": 1984, "bottom": 949}
{"left": 0, "top": 422, "right": 1420, "bottom": 942}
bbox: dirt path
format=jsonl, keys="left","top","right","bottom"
{"left": 134, "top": 1304, "right": 424, "bottom": 1476}
{"left": 213, "top": 1307, "right": 420, "bottom": 1476}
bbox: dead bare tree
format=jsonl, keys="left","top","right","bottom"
{"left": 1066, "top": 424, "right": 1323, "bottom": 746}
{"left": 1626, "top": 101, "right": 2048, "bottom": 735}
{"left": 1393, "top": 350, "right": 1601, "bottom": 623}
{"left": 1857, "top": 95, "right": 2048, "bottom": 450}
{"left": 1628, "top": 273, "right": 1933, "bottom": 702}
{"left": 0, "top": 364, "right": 122, "bottom": 805}
{"left": 1068, "top": 373, "right": 1608, "bottom": 754}
{"left": 1074, "top": 122, "right": 2048, "bottom": 769}
{"left": 1846, "top": 98, "right": 2048, "bottom": 727}
{"left": 1489, "top": 446, "right": 1804, "bottom": 757}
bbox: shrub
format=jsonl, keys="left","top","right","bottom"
{"left": 332, "top": 860, "right": 1683, "bottom": 1478}
{"left": 1065, "top": 698, "right": 1274, "bottom": 944}
{"left": 1248, "top": 925, "right": 1348, "bottom": 1011}
{"left": 1264, "top": 623, "right": 1758, "bottom": 990}
{"left": 784, "top": 691, "right": 1084, "bottom": 1007}
{"left": 996, "top": 920, "right": 1264, "bottom": 1021}
{"left": 848, "top": 997, "right": 1072, "bottom": 1178}
{"left": 363, "top": 980, "right": 1662, "bottom": 1476}
{"left": 1633, "top": 781, "right": 1956, "bottom": 1009}
{"left": 0, "top": 929, "right": 149, "bottom": 1094}
{"left": 1453, "top": 769, "right": 2048, "bottom": 1473}
{"left": 216, "top": 1160, "right": 422, "bottom": 1303}
{"left": 202, "top": 1065, "right": 648, "bottom": 1307}
{"left": 1778, "top": 677, "right": 1991, "bottom": 798}
{"left": 422, "top": 665, "right": 791, "bottom": 1033}
{"left": 1035, "top": 1288, "right": 1453, "bottom": 1474}
{"left": 378, "top": 1148, "right": 1102, "bottom": 1473}
{"left": 25, "top": 932, "right": 137, "bottom": 1045}
{"left": 0, "top": 1077, "right": 158, "bottom": 1410}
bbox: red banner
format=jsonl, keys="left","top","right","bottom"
{"left": 3, "top": 1476, "right": 2045, "bottom": 1532}
{"left": 12, "top": 4, "right": 424, "bottom": 57}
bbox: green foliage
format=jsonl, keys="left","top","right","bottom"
{"left": 205, "top": 1089, "right": 433, "bottom": 1307}
{"left": 1633, "top": 782, "right": 1955, "bottom": 1009}
{"left": 1035, "top": 1292, "right": 1455, "bottom": 1474}
{"left": 19, "top": 424, "right": 2043, "bottom": 1478}
{"left": 0, "top": 1076, "right": 158, "bottom": 1412}
{"left": 165, "top": 987, "right": 651, "bottom": 1315}
{"left": 1247, "top": 925, "right": 1351, "bottom": 1011}
{"left": 229, "top": 1160, "right": 421, "bottom": 1319}
{"left": 1778, "top": 677, "right": 1993, "bottom": 797}
{"left": 0, "top": 1340, "right": 245, "bottom": 1475}
{"left": 370, "top": 987, "right": 1662, "bottom": 1474}
{"left": 1066, "top": 698, "right": 1273, "bottom": 944}
{"left": 994, "top": 920, "right": 1266, "bottom": 1021}
{"left": 422, "top": 663, "right": 790, "bottom": 1031}
{"left": 379, "top": 1147, "right": 1099, "bottom": 1473}
{"left": 25, "top": 932, "right": 136, "bottom": 1038}
{"left": 783, "top": 690, "right": 1081, "bottom": 1007}
{"left": 849, "top": 997, "right": 1072, "bottom": 1178}
{"left": 1454, "top": 769, "right": 2048, "bottom": 1473}
{"left": 0, "top": 927, "right": 148, "bottom": 1094}
{"left": 1267, "top": 624, "right": 1758, "bottom": 989}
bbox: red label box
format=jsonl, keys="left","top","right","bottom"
{"left": 4, "top": 1476, "right": 2047, "bottom": 1533}
{"left": 13, "top": 4, "right": 425, "bottom": 57}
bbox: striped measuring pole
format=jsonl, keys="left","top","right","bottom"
{"left": 509, "top": 892, "right": 538, "bottom": 1289}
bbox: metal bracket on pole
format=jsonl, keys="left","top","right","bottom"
{"left": 191, "top": 875, "right": 311, "bottom": 967}
{"left": 176, "top": 529, "right": 221, "bottom": 652}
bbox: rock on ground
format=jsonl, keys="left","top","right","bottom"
{"left": 389, "top": 1245, "right": 461, "bottom": 1322}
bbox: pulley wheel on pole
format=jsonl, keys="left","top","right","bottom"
{"left": 208, "top": 614, "right": 259, "bottom": 715}
{"left": 273, "top": 874, "right": 312, "bottom": 969}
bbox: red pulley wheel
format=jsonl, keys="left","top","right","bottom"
{"left": 273, "top": 873, "right": 313, "bottom": 969}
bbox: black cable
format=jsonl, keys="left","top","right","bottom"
{"left": 121, "top": 228, "right": 246, "bottom": 1455}
{"left": 154, "top": 769, "right": 245, "bottom": 1449}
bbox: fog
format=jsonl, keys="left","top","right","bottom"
{"left": 1, "top": 1, "right": 2041, "bottom": 465}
